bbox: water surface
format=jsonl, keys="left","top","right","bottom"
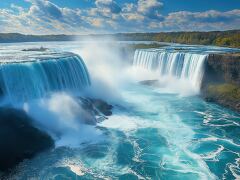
{"left": 6, "top": 83, "right": 240, "bottom": 179}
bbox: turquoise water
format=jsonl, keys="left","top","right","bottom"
{"left": 0, "top": 54, "right": 90, "bottom": 103}
{"left": 1, "top": 42, "right": 240, "bottom": 179}
{"left": 7, "top": 83, "right": 240, "bottom": 179}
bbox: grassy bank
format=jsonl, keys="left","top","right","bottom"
{"left": 207, "top": 84, "right": 240, "bottom": 100}
{"left": 128, "top": 43, "right": 167, "bottom": 50}
{"left": 204, "top": 83, "right": 240, "bottom": 112}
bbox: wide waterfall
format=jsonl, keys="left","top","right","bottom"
{"left": 133, "top": 49, "right": 207, "bottom": 93}
{"left": 0, "top": 53, "right": 90, "bottom": 102}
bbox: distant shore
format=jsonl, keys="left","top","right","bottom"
{"left": 0, "top": 30, "right": 239, "bottom": 48}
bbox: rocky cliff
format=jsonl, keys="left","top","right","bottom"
{"left": 0, "top": 108, "right": 54, "bottom": 172}
{"left": 201, "top": 53, "right": 240, "bottom": 112}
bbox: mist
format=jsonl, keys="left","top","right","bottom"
{"left": 1, "top": 40, "right": 205, "bottom": 147}
{"left": 70, "top": 39, "right": 134, "bottom": 104}
{"left": 23, "top": 92, "right": 104, "bottom": 147}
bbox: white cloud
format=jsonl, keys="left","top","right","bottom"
{"left": 0, "top": 0, "right": 239, "bottom": 34}
{"left": 158, "top": 9, "right": 240, "bottom": 31}
{"left": 137, "top": 0, "right": 163, "bottom": 19}
{"left": 95, "top": 0, "right": 121, "bottom": 14}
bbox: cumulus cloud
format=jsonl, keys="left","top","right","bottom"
{"left": 0, "top": 0, "right": 89, "bottom": 34}
{"left": 0, "top": 0, "right": 239, "bottom": 34}
{"left": 27, "top": 0, "right": 63, "bottom": 19}
{"left": 137, "top": 0, "right": 163, "bottom": 20}
{"left": 159, "top": 9, "right": 240, "bottom": 31}
{"left": 122, "top": 0, "right": 163, "bottom": 22}
{"left": 95, "top": 0, "right": 121, "bottom": 14}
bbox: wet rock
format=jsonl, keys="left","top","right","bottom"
{"left": 90, "top": 99, "right": 113, "bottom": 116}
{"left": 78, "top": 97, "right": 113, "bottom": 123}
{"left": 22, "top": 47, "right": 48, "bottom": 52}
{"left": 140, "top": 80, "right": 159, "bottom": 86}
{"left": 0, "top": 107, "right": 54, "bottom": 172}
{"left": 77, "top": 97, "right": 98, "bottom": 125}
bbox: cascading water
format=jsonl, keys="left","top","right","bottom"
{"left": 1, "top": 43, "right": 240, "bottom": 180}
{"left": 133, "top": 49, "right": 207, "bottom": 93}
{"left": 0, "top": 53, "right": 90, "bottom": 103}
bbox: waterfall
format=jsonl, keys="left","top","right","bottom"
{"left": 133, "top": 49, "right": 207, "bottom": 93}
{"left": 0, "top": 54, "right": 90, "bottom": 102}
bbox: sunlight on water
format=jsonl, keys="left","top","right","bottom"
{"left": 0, "top": 42, "right": 239, "bottom": 180}
{"left": 6, "top": 83, "right": 240, "bottom": 180}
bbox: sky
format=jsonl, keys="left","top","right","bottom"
{"left": 0, "top": 0, "right": 240, "bottom": 34}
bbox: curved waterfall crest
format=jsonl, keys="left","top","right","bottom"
{"left": 133, "top": 49, "right": 208, "bottom": 93}
{"left": 0, "top": 54, "right": 91, "bottom": 102}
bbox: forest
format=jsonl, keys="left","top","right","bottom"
{"left": 0, "top": 30, "right": 239, "bottom": 48}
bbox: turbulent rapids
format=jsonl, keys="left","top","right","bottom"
{"left": 0, "top": 51, "right": 90, "bottom": 102}
{"left": 0, "top": 43, "right": 240, "bottom": 180}
{"left": 133, "top": 49, "right": 207, "bottom": 93}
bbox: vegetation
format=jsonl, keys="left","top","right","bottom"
{"left": 128, "top": 43, "right": 167, "bottom": 50}
{"left": 114, "top": 30, "right": 240, "bottom": 48}
{"left": 207, "top": 83, "right": 240, "bottom": 101}
{"left": 0, "top": 30, "right": 239, "bottom": 48}
{"left": 0, "top": 33, "right": 74, "bottom": 43}
{"left": 205, "top": 84, "right": 240, "bottom": 112}
{"left": 203, "top": 83, "right": 240, "bottom": 112}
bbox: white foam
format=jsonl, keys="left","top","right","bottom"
{"left": 133, "top": 50, "right": 207, "bottom": 95}
{"left": 23, "top": 92, "right": 104, "bottom": 147}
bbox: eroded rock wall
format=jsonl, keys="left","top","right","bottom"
{"left": 201, "top": 53, "right": 240, "bottom": 112}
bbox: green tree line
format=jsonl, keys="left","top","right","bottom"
{"left": 0, "top": 30, "right": 239, "bottom": 48}
{"left": 114, "top": 30, "right": 240, "bottom": 48}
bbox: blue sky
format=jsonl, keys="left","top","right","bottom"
{"left": 0, "top": 0, "right": 240, "bottom": 34}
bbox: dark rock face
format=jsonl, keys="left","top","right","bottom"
{"left": 201, "top": 53, "right": 240, "bottom": 113}
{"left": 140, "top": 80, "right": 159, "bottom": 87}
{"left": 0, "top": 107, "right": 54, "bottom": 172}
{"left": 0, "top": 98, "right": 112, "bottom": 172}
{"left": 78, "top": 97, "right": 113, "bottom": 123}
{"left": 90, "top": 99, "right": 113, "bottom": 116}
{"left": 203, "top": 53, "right": 240, "bottom": 85}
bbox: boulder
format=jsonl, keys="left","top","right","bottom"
{"left": 0, "top": 107, "right": 54, "bottom": 172}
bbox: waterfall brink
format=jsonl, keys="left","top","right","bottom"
{"left": 133, "top": 49, "right": 207, "bottom": 94}
{"left": 0, "top": 54, "right": 90, "bottom": 102}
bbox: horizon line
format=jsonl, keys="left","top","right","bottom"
{"left": 0, "top": 29, "right": 239, "bottom": 36}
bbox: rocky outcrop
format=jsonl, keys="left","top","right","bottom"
{"left": 0, "top": 108, "right": 54, "bottom": 172}
{"left": 89, "top": 99, "right": 113, "bottom": 116}
{"left": 201, "top": 53, "right": 240, "bottom": 112}
{"left": 0, "top": 98, "right": 113, "bottom": 172}
{"left": 79, "top": 98, "right": 113, "bottom": 123}
{"left": 203, "top": 53, "right": 240, "bottom": 85}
